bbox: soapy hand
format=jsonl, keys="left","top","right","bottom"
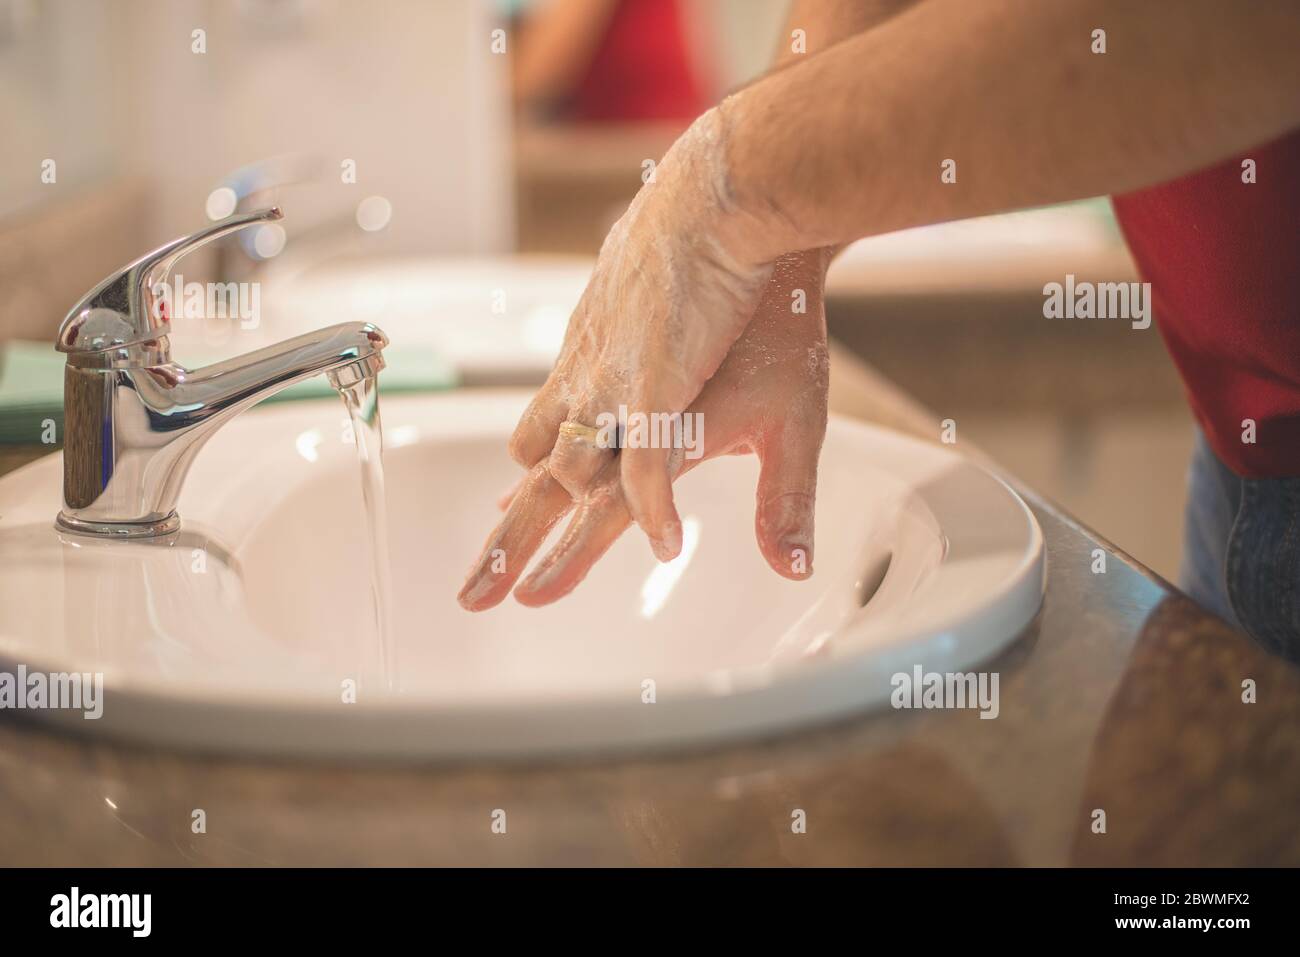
{"left": 505, "top": 104, "right": 780, "bottom": 562}
{"left": 459, "top": 253, "right": 829, "bottom": 610}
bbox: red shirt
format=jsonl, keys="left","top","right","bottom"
{"left": 570, "top": 0, "right": 706, "bottom": 122}
{"left": 1112, "top": 128, "right": 1300, "bottom": 477}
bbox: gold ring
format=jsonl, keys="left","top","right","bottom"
{"left": 558, "top": 421, "right": 602, "bottom": 445}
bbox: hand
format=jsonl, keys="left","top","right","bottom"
{"left": 459, "top": 253, "right": 830, "bottom": 610}
{"left": 505, "top": 104, "right": 780, "bottom": 562}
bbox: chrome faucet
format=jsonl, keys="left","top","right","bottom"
{"left": 55, "top": 207, "right": 388, "bottom": 538}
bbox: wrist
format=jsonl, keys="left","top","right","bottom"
{"left": 656, "top": 101, "right": 807, "bottom": 273}
{"left": 710, "top": 89, "right": 828, "bottom": 265}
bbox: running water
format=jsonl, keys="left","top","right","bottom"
{"left": 337, "top": 375, "right": 396, "bottom": 692}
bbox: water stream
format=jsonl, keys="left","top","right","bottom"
{"left": 337, "top": 375, "right": 396, "bottom": 692}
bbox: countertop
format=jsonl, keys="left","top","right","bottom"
{"left": 1, "top": 343, "right": 1297, "bottom": 866}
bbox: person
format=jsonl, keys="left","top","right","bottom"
{"left": 459, "top": 0, "right": 1300, "bottom": 662}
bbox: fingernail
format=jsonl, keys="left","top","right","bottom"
{"left": 779, "top": 538, "right": 813, "bottom": 577}
{"left": 458, "top": 569, "right": 500, "bottom": 608}
{"left": 651, "top": 520, "right": 682, "bottom": 562}
{"left": 518, "top": 560, "right": 558, "bottom": 594}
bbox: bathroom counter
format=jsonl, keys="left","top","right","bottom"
{"left": 1, "top": 343, "right": 1297, "bottom": 866}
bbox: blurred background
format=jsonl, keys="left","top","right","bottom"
{"left": 0, "top": 0, "right": 1192, "bottom": 578}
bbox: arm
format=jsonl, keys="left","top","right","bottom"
{"left": 765, "top": 0, "right": 925, "bottom": 267}
{"left": 722, "top": 0, "right": 1300, "bottom": 260}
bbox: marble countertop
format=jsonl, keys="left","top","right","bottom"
{"left": 1, "top": 343, "right": 1296, "bottom": 866}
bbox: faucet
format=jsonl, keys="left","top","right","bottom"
{"left": 55, "top": 207, "right": 388, "bottom": 539}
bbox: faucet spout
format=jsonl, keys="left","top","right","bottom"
{"left": 170, "top": 322, "right": 388, "bottom": 426}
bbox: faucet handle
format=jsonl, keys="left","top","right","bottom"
{"left": 56, "top": 207, "right": 284, "bottom": 355}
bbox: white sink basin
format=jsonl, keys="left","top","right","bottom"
{"left": 0, "top": 392, "right": 1043, "bottom": 758}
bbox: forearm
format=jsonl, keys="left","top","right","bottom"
{"left": 725, "top": 0, "right": 1300, "bottom": 260}
{"left": 768, "top": 0, "right": 925, "bottom": 274}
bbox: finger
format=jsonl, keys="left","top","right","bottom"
{"left": 621, "top": 443, "right": 683, "bottom": 562}
{"left": 514, "top": 477, "right": 633, "bottom": 607}
{"left": 508, "top": 386, "right": 569, "bottom": 468}
{"left": 547, "top": 413, "right": 617, "bottom": 499}
{"left": 458, "top": 460, "right": 574, "bottom": 611}
{"left": 754, "top": 420, "right": 825, "bottom": 580}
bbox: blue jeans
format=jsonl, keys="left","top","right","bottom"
{"left": 1182, "top": 429, "right": 1300, "bottom": 664}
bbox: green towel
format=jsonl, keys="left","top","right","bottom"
{"left": 0, "top": 340, "right": 458, "bottom": 446}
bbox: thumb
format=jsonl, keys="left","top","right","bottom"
{"left": 754, "top": 419, "right": 825, "bottom": 580}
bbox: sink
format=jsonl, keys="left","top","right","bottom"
{"left": 0, "top": 391, "right": 1043, "bottom": 759}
